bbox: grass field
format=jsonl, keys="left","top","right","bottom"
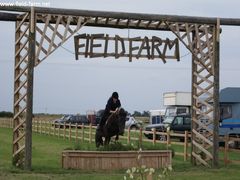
{"left": 1, "top": 127, "right": 240, "bottom": 180}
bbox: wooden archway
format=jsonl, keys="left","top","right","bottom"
{"left": 1, "top": 6, "right": 240, "bottom": 169}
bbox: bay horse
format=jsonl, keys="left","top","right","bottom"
{"left": 95, "top": 108, "right": 127, "bottom": 147}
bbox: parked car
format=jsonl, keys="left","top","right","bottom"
{"left": 125, "top": 116, "right": 142, "bottom": 130}
{"left": 144, "top": 115, "right": 191, "bottom": 141}
{"left": 53, "top": 114, "right": 89, "bottom": 128}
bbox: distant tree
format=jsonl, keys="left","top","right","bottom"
{"left": 142, "top": 111, "right": 150, "bottom": 117}
{"left": 133, "top": 111, "right": 142, "bottom": 117}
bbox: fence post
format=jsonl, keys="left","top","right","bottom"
{"left": 64, "top": 122, "right": 66, "bottom": 140}
{"left": 127, "top": 127, "right": 131, "bottom": 144}
{"left": 75, "top": 123, "right": 78, "bottom": 142}
{"left": 43, "top": 120, "right": 46, "bottom": 134}
{"left": 69, "top": 123, "right": 71, "bottom": 141}
{"left": 58, "top": 125, "right": 60, "bottom": 138}
{"left": 48, "top": 120, "right": 51, "bottom": 136}
{"left": 82, "top": 123, "right": 84, "bottom": 142}
{"left": 36, "top": 117, "right": 39, "bottom": 133}
{"left": 89, "top": 124, "right": 92, "bottom": 143}
{"left": 53, "top": 121, "right": 56, "bottom": 136}
{"left": 224, "top": 134, "right": 229, "bottom": 165}
{"left": 184, "top": 131, "right": 188, "bottom": 161}
{"left": 40, "top": 119, "right": 42, "bottom": 134}
{"left": 167, "top": 130, "right": 170, "bottom": 147}
{"left": 153, "top": 128, "right": 156, "bottom": 145}
{"left": 34, "top": 119, "right": 36, "bottom": 132}
{"left": 139, "top": 128, "right": 143, "bottom": 148}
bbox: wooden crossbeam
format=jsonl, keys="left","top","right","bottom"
{"left": 0, "top": 6, "right": 240, "bottom": 26}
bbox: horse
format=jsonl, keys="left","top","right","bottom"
{"left": 95, "top": 108, "right": 127, "bottom": 147}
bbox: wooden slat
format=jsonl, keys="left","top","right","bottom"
{"left": 36, "top": 14, "right": 51, "bottom": 59}
{"left": 196, "top": 73, "right": 212, "bottom": 85}
{"left": 194, "top": 72, "right": 213, "bottom": 85}
{"left": 62, "top": 16, "right": 73, "bottom": 41}
{"left": 185, "top": 23, "right": 193, "bottom": 51}
{"left": 192, "top": 140, "right": 213, "bottom": 159}
{"left": 14, "top": 93, "right": 27, "bottom": 107}
{"left": 192, "top": 129, "right": 213, "bottom": 146}
{"left": 36, "top": 26, "right": 57, "bottom": 46}
{"left": 13, "top": 119, "right": 25, "bottom": 132}
{"left": 15, "top": 13, "right": 29, "bottom": 32}
{"left": 15, "top": 25, "right": 29, "bottom": 46}
{"left": 13, "top": 144, "right": 25, "bottom": 157}
{"left": 14, "top": 65, "right": 28, "bottom": 83}
{"left": 35, "top": 41, "right": 48, "bottom": 55}
{"left": 14, "top": 79, "right": 27, "bottom": 95}
{"left": 192, "top": 151, "right": 210, "bottom": 167}
{"left": 76, "top": 16, "right": 82, "bottom": 30}
{"left": 192, "top": 118, "right": 213, "bottom": 135}
{"left": 13, "top": 132, "right": 25, "bottom": 144}
{"left": 15, "top": 38, "right": 29, "bottom": 57}
{"left": 47, "top": 15, "right": 61, "bottom": 54}
{"left": 13, "top": 106, "right": 26, "bottom": 120}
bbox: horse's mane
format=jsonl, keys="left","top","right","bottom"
{"left": 105, "top": 112, "right": 118, "bottom": 127}
{"left": 105, "top": 108, "right": 126, "bottom": 126}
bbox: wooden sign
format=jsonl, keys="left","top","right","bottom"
{"left": 74, "top": 33, "right": 180, "bottom": 62}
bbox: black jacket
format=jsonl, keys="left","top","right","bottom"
{"left": 104, "top": 97, "right": 121, "bottom": 115}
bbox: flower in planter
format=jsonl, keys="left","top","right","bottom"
{"left": 124, "top": 148, "right": 172, "bottom": 180}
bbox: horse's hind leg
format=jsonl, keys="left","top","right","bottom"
{"left": 104, "top": 137, "right": 110, "bottom": 146}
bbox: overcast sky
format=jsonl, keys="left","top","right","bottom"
{"left": 0, "top": 0, "right": 240, "bottom": 114}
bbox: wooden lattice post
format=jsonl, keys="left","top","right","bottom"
{"left": 165, "top": 21, "right": 220, "bottom": 167}
{"left": 9, "top": 7, "right": 87, "bottom": 169}
{"left": 12, "top": 14, "right": 28, "bottom": 168}
{"left": 12, "top": 7, "right": 36, "bottom": 169}
{"left": 212, "top": 18, "right": 220, "bottom": 167}
{"left": 24, "top": 7, "right": 35, "bottom": 170}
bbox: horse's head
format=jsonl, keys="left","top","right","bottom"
{"left": 116, "top": 108, "right": 127, "bottom": 135}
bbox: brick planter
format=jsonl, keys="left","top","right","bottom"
{"left": 62, "top": 150, "right": 172, "bottom": 170}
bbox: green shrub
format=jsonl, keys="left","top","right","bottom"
{"left": 97, "top": 142, "right": 137, "bottom": 151}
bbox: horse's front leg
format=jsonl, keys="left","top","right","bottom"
{"left": 95, "top": 130, "right": 103, "bottom": 148}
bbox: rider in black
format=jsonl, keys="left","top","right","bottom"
{"left": 99, "top": 92, "right": 121, "bottom": 131}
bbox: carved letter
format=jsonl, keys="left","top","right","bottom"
{"left": 115, "top": 35, "right": 126, "bottom": 59}
{"left": 151, "top": 36, "right": 163, "bottom": 61}
{"left": 129, "top": 37, "right": 141, "bottom": 62}
{"left": 74, "top": 33, "right": 87, "bottom": 60}
{"left": 137, "top": 36, "right": 150, "bottom": 59}
{"left": 90, "top": 34, "right": 104, "bottom": 58}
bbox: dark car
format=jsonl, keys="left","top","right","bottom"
{"left": 53, "top": 114, "right": 89, "bottom": 128}
{"left": 144, "top": 115, "right": 191, "bottom": 140}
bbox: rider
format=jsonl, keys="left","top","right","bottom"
{"left": 98, "top": 92, "right": 121, "bottom": 131}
